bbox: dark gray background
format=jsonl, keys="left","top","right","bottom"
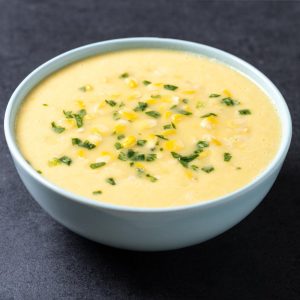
{"left": 0, "top": 0, "right": 299, "bottom": 299}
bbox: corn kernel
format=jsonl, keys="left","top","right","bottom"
{"left": 223, "top": 89, "right": 232, "bottom": 97}
{"left": 76, "top": 100, "right": 85, "bottom": 108}
{"left": 88, "top": 134, "right": 102, "bottom": 146}
{"left": 164, "top": 111, "right": 172, "bottom": 119}
{"left": 120, "top": 111, "right": 138, "bottom": 121}
{"left": 77, "top": 149, "right": 86, "bottom": 157}
{"left": 135, "top": 162, "right": 145, "bottom": 169}
{"left": 211, "top": 137, "right": 222, "bottom": 146}
{"left": 98, "top": 101, "right": 106, "bottom": 109}
{"left": 97, "top": 152, "right": 114, "bottom": 163}
{"left": 200, "top": 116, "right": 218, "bottom": 129}
{"left": 83, "top": 84, "right": 93, "bottom": 91}
{"left": 114, "top": 123, "right": 127, "bottom": 134}
{"left": 182, "top": 90, "right": 196, "bottom": 94}
{"left": 185, "top": 169, "right": 194, "bottom": 179}
{"left": 154, "top": 82, "right": 163, "bottom": 87}
{"left": 126, "top": 79, "right": 138, "bottom": 88}
{"left": 121, "top": 136, "right": 136, "bottom": 148}
{"left": 164, "top": 140, "right": 183, "bottom": 151}
{"left": 183, "top": 104, "right": 192, "bottom": 112}
{"left": 137, "top": 119, "right": 157, "bottom": 130}
{"left": 171, "top": 114, "right": 183, "bottom": 124}
{"left": 146, "top": 98, "right": 158, "bottom": 105}
{"left": 162, "top": 129, "right": 176, "bottom": 136}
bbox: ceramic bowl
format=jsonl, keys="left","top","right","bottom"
{"left": 4, "top": 38, "right": 292, "bottom": 251}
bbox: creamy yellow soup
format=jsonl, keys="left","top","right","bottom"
{"left": 16, "top": 49, "right": 281, "bottom": 208}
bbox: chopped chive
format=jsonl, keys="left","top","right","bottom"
{"left": 118, "top": 152, "right": 128, "bottom": 161}
{"left": 182, "top": 98, "right": 189, "bottom": 104}
{"left": 239, "top": 109, "right": 251, "bottom": 115}
{"left": 72, "top": 138, "right": 96, "bottom": 150}
{"left": 63, "top": 110, "right": 73, "bottom": 119}
{"left": 117, "top": 134, "right": 125, "bottom": 140}
{"left": 42, "top": 103, "right": 48, "bottom": 106}
{"left": 236, "top": 167, "right": 242, "bottom": 170}
{"left": 221, "top": 97, "right": 239, "bottom": 106}
{"left": 143, "top": 80, "right": 151, "bottom": 86}
{"left": 176, "top": 109, "right": 192, "bottom": 115}
{"left": 145, "top": 111, "right": 161, "bottom": 118}
{"left": 171, "top": 152, "right": 199, "bottom": 168}
{"left": 209, "top": 93, "right": 220, "bottom": 98}
{"left": 190, "top": 165, "right": 199, "bottom": 171}
{"left": 163, "top": 124, "right": 172, "bottom": 129}
{"left": 93, "top": 190, "right": 102, "bottom": 195}
{"left": 36, "top": 170, "right": 42, "bottom": 174}
{"left": 113, "top": 111, "right": 121, "bottom": 120}
{"left": 151, "top": 94, "right": 161, "bottom": 99}
{"left": 63, "top": 109, "right": 86, "bottom": 128}
{"left": 90, "top": 162, "right": 106, "bottom": 169}
{"left": 224, "top": 152, "right": 232, "bottom": 162}
{"left": 201, "top": 166, "right": 214, "bottom": 173}
{"left": 105, "top": 99, "right": 117, "bottom": 107}
{"left": 146, "top": 174, "right": 158, "bottom": 182}
{"left": 114, "top": 142, "right": 123, "bottom": 150}
{"left": 145, "top": 153, "right": 157, "bottom": 162}
{"left": 58, "top": 156, "right": 72, "bottom": 166}
{"left": 133, "top": 102, "right": 148, "bottom": 112}
{"left": 106, "top": 178, "right": 116, "bottom": 185}
{"left": 120, "top": 72, "right": 129, "bottom": 78}
{"left": 137, "top": 140, "right": 147, "bottom": 146}
{"left": 164, "top": 84, "right": 178, "bottom": 91}
{"left": 51, "top": 122, "right": 65, "bottom": 133}
{"left": 119, "top": 102, "right": 125, "bottom": 108}
{"left": 155, "top": 134, "right": 168, "bottom": 141}
{"left": 196, "top": 101, "right": 204, "bottom": 109}
{"left": 200, "top": 113, "right": 217, "bottom": 118}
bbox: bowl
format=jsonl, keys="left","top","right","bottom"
{"left": 4, "top": 38, "right": 292, "bottom": 251}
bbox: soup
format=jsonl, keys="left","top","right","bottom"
{"left": 16, "top": 49, "right": 281, "bottom": 208}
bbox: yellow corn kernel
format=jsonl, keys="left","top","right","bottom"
{"left": 98, "top": 152, "right": 115, "bottom": 162}
{"left": 77, "top": 149, "right": 86, "bottom": 157}
{"left": 137, "top": 119, "right": 157, "bottom": 130}
{"left": 98, "top": 101, "right": 106, "bottom": 109}
{"left": 88, "top": 134, "right": 102, "bottom": 146}
{"left": 146, "top": 98, "right": 158, "bottom": 105}
{"left": 148, "top": 133, "right": 156, "bottom": 140}
{"left": 111, "top": 93, "right": 121, "bottom": 98}
{"left": 162, "top": 129, "right": 176, "bottom": 136}
{"left": 164, "top": 140, "right": 183, "bottom": 151}
{"left": 182, "top": 105, "right": 192, "bottom": 112}
{"left": 65, "top": 118, "right": 75, "bottom": 127}
{"left": 154, "top": 82, "right": 163, "bottom": 87}
{"left": 223, "top": 89, "right": 232, "bottom": 97}
{"left": 211, "top": 137, "right": 222, "bottom": 146}
{"left": 76, "top": 100, "right": 85, "bottom": 108}
{"left": 185, "top": 169, "right": 194, "bottom": 179}
{"left": 127, "top": 79, "right": 138, "bottom": 88}
{"left": 121, "top": 136, "right": 136, "bottom": 148}
{"left": 161, "top": 97, "right": 172, "bottom": 103}
{"left": 114, "top": 123, "right": 126, "bottom": 134}
{"left": 135, "top": 162, "right": 145, "bottom": 169}
{"left": 199, "top": 149, "right": 210, "bottom": 159}
{"left": 162, "top": 111, "right": 171, "bottom": 119}
{"left": 207, "top": 116, "right": 218, "bottom": 124}
{"left": 171, "top": 113, "right": 183, "bottom": 124}
{"left": 121, "top": 111, "right": 138, "bottom": 121}
{"left": 182, "top": 90, "right": 196, "bottom": 94}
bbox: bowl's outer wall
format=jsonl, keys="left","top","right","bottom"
{"left": 5, "top": 38, "right": 291, "bottom": 251}
{"left": 15, "top": 158, "right": 281, "bottom": 251}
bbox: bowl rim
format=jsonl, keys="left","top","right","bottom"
{"left": 4, "top": 37, "right": 292, "bottom": 213}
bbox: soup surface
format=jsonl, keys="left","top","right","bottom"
{"left": 16, "top": 49, "right": 281, "bottom": 208}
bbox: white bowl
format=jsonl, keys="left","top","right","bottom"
{"left": 4, "top": 38, "right": 292, "bottom": 251}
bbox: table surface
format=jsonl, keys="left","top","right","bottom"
{"left": 0, "top": 1, "right": 299, "bottom": 299}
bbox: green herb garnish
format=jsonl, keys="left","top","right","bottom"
{"left": 163, "top": 123, "right": 176, "bottom": 129}
{"left": 58, "top": 156, "right": 72, "bottom": 166}
{"left": 190, "top": 165, "right": 199, "bottom": 171}
{"left": 63, "top": 109, "right": 86, "bottom": 128}
{"left": 72, "top": 138, "right": 96, "bottom": 150}
{"left": 176, "top": 109, "right": 192, "bottom": 116}
{"left": 201, "top": 166, "right": 214, "bottom": 173}
{"left": 106, "top": 178, "right": 116, "bottom": 185}
{"left": 112, "top": 111, "right": 121, "bottom": 120}
{"left": 171, "top": 152, "right": 199, "bottom": 168}
{"left": 151, "top": 94, "right": 161, "bottom": 99}
{"left": 137, "top": 140, "right": 147, "bottom": 146}
{"left": 36, "top": 170, "right": 42, "bottom": 174}
{"left": 51, "top": 122, "right": 65, "bottom": 133}
{"left": 120, "top": 72, "right": 129, "bottom": 78}
{"left": 145, "top": 111, "right": 161, "bottom": 118}
{"left": 221, "top": 97, "right": 239, "bottom": 106}
{"left": 164, "top": 84, "right": 178, "bottom": 91}
{"left": 134, "top": 102, "right": 148, "bottom": 112}
{"left": 105, "top": 99, "right": 117, "bottom": 107}
{"left": 114, "top": 142, "right": 123, "bottom": 150}
{"left": 145, "top": 153, "right": 157, "bottom": 162}
{"left": 239, "top": 109, "right": 251, "bottom": 115}
{"left": 182, "top": 98, "right": 189, "bottom": 104}
{"left": 155, "top": 134, "right": 168, "bottom": 141}
{"left": 146, "top": 174, "right": 158, "bottom": 182}
{"left": 93, "top": 190, "right": 102, "bottom": 195}
{"left": 224, "top": 152, "right": 232, "bottom": 162}
{"left": 209, "top": 94, "right": 220, "bottom": 98}
{"left": 90, "top": 162, "right": 106, "bottom": 169}
{"left": 143, "top": 80, "right": 151, "bottom": 86}
{"left": 43, "top": 103, "right": 48, "bottom": 106}
{"left": 194, "top": 140, "right": 209, "bottom": 154}
{"left": 117, "top": 134, "right": 125, "bottom": 140}
{"left": 200, "top": 113, "right": 217, "bottom": 118}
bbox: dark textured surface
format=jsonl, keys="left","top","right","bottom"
{"left": 0, "top": 0, "right": 299, "bottom": 299}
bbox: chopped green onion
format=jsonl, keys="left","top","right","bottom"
{"left": 145, "top": 111, "right": 161, "bottom": 118}
{"left": 164, "top": 84, "right": 178, "bottom": 91}
{"left": 224, "top": 152, "right": 232, "bottom": 162}
{"left": 120, "top": 72, "right": 129, "bottom": 78}
{"left": 93, "top": 190, "right": 102, "bottom": 195}
{"left": 90, "top": 162, "right": 106, "bottom": 169}
{"left": 106, "top": 178, "right": 116, "bottom": 185}
{"left": 143, "top": 80, "right": 151, "bottom": 86}
{"left": 134, "top": 102, "right": 148, "bottom": 112}
{"left": 221, "top": 97, "right": 239, "bottom": 106}
{"left": 72, "top": 138, "right": 96, "bottom": 150}
{"left": 105, "top": 99, "right": 117, "bottom": 107}
{"left": 201, "top": 166, "right": 214, "bottom": 173}
{"left": 209, "top": 94, "right": 220, "bottom": 98}
{"left": 51, "top": 122, "right": 65, "bottom": 133}
{"left": 200, "top": 113, "right": 217, "bottom": 118}
{"left": 137, "top": 140, "right": 147, "bottom": 146}
{"left": 239, "top": 109, "right": 251, "bottom": 115}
